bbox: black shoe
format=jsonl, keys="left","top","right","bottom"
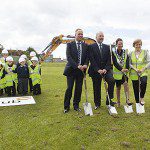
{"left": 74, "top": 108, "right": 81, "bottom": 112}
{"left": 33, "top": 92, "right": 36, "bottom": 95}
{"left": 36, "top": 92, "right": 41, "bottom": 95}
{"left": 94, "top": 106, "right": 100, "bottom": 110}
{"left": 106, "top": 99, "right": 117, "bottom": 106}
{"left": 110, "top": 101, "right": 117, "bottom": 106}
{"left": 139, "top": 101, "right": 145, "bottom": 106}
{"left": 64, "top": 109, "right": 69, "bottom": 113}
{"left": 126, "top": 102, "right": 133, "bottom": 106}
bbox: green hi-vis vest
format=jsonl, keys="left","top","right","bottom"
{"left": 130, "top": 50, "right": 148, "bottom": 80}
{"left": 29, "top": 65, "right": 42, "bottom": 86}
{"left": 5, "top": 64, "right": 17, "bottom": 87}
{"left": 27, "top": 60, "right": 32, "bottom": 66}
{"left": 113, "top": 49, "right": 128, "bottom": 80}
{"left": 0, "top": 68, "right": 6, "bottom": 89}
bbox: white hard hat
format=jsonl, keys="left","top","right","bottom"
{"left": 19, "top": 57, "right": 25, "bottom": 63}
{"left": 2, "top": 49, "right": 8, "bottom": 54}
{"left": 31, "top": 56, "right": 38, "bottom": 62}
{"left": 6, "top": 56, "right": 13, "bottom": 62}
{"left": 20, "top": 54, "right": 27, "bottom": 59}
{"left": 0, "top": 61, "right": 2, "bottom": 65}
{"left": 30, "top": 51, "right": 36, "bottom": 57}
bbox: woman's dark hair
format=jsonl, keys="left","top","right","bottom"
{"left": 116, "top": 38, "right": 123, "bottom": 45}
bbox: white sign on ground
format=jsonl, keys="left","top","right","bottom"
{"left": 0, "top": 96, "right": 36, "bottom": 106}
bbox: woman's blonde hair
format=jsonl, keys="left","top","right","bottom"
{"left": 133, "top": 39, "right": 142, "bottom": 47}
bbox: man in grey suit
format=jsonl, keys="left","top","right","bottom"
{"left": 63, "top": 29, "right": 89, "bottom": 113}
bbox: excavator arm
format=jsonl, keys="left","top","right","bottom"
{"left": 39, "top": 34, "right": 96, "bottom": 61}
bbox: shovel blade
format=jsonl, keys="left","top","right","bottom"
{"left": 124, "top": 105, "right": 133, "bottom": 113}
{"left": 107, "top": 105, "right": 118, "bottom": 115}
{"left": 136, "top": 103, "right": 145, "bottom": 114}
{"left": 83, "top": 102, "right": 93, "bottom": 116}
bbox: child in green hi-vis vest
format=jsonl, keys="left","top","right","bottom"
{"left": 29, "top": 56, "right": 41, "bottom": 95}
{"left": 0, "top": 49, "right": 8, "bottom": 66}
{"left": 28, "top": 51, "right": 36, "bottom": 93}
{"left": 0, "top": 61, "right": 6, "bottom": 96}
{"left": 5, "top": 56, "right": 17, "bottom": 96}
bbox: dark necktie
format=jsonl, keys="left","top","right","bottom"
{"left": 77, "top": 42, "right": 81, "bottom": 64}
{"left": 99, "top": 43, "right": 103, "bottom": 59}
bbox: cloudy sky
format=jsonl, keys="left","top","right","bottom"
{"left": 0, "top": 0, "right": 150, "bottom": 58}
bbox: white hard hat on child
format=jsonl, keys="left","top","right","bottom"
{"left": 30, "top": 51, "right": 36, "bottom": 57}
{"left": 6, "top": 56, "right": 13, "bottom": 62}
{"left": 20, "top": 54, "right": 27, "bottom": 59}
{"left": 2, "top": 49, "right": 8, "bottom": 54}
{"left": 19, "top": 57, "right": 25, "bottom": 63}
{"left": 31, "top": 56, "right": 38, "bottom": 61}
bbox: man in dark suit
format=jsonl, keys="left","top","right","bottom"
{"left": 63, "top": 29, "right": 89, "bottom": 113}
{"left": 88, "top": 31, "right": 116, "bottom": 109}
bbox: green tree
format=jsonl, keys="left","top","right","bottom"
{"left": 25, "top": 47, "right": 37, "bottom": 58}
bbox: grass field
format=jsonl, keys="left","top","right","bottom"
{"left": 0, "top": 63, "right": 150, "bottom": 150}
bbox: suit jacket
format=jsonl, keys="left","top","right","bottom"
{"left": 88, "top": 43, "right": 112, "bottom": 77}
{"left": 63, "top": 41, "right": 89, "bottom": 76}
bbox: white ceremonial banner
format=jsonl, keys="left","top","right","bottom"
{"left": 0, "top": 96, "right": 36, "bottom": 106}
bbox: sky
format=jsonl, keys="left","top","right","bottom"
{"left": 0, "top": 0, "right": 150, "bottom": 59}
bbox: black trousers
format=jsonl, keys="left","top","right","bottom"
{"left": 29, "top": 78, "right": 33, "bottom": 92}
{"left": 0, "top": 89, "right": 3, "bottom": 96}
{"left": 64, "top": 74, "right": 83, "bottom": 109}
{"left": 132, "top": 76, "right": 147, "bottom": 103}
{"left": 18, "top": 78, "right": 28, "bottom": 95}
{"left": 33, "top": 84, "right": 41, "bottom": 95}
{"left": 7, "top": 81, "right": 16, "bottom": 96}
{"left": 91, "top": 72, "right": 115, "bottom": 107}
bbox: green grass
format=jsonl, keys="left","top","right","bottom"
{"left": 0, "top": 63, "right": 150, "bottom": 150}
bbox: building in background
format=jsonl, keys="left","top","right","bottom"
{"left": 62, "top": 58, "right": 67, "bottom": 62}
{"left": 44, "top": 54, "right": 53, "bottom": 62}
{"left": 44, "top": 55, "right": 67, "bottom": 63}
{"left": 52, "top": 57, "right": 62, "bottom": 62}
